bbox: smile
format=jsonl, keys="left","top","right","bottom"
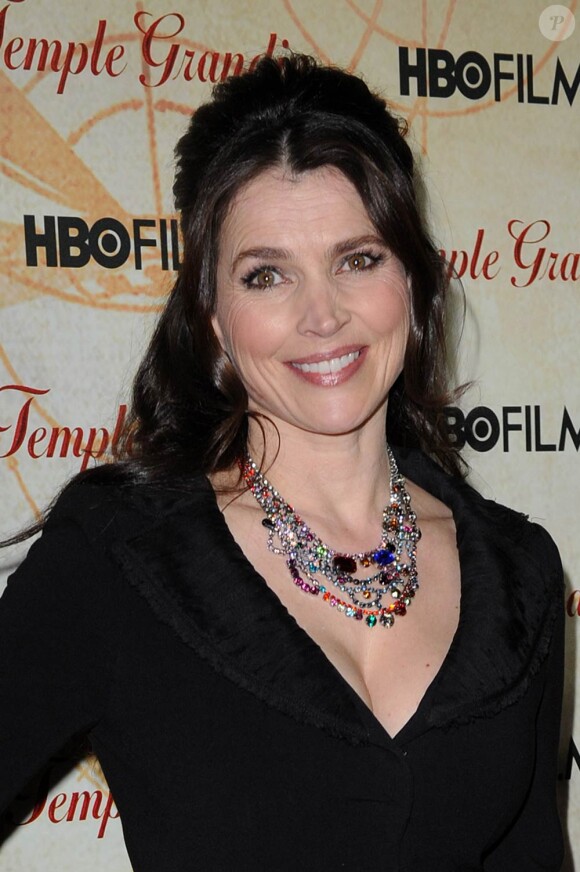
{"left": 291, "top": 350, "right": 361, "bottom": 374}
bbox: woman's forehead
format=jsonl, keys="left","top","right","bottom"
{"left": 219, "top": 166, "right": 377, "bottom": 255}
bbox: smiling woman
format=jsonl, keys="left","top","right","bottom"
{"left": 0, "top": 54, "right": 565, "bottom": 872}
{"left": 212, "top": 167, "right": 410, "bottom": 437}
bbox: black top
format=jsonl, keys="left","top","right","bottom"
{"left": 0, "top": 449, "right": 565, "bottom": 871}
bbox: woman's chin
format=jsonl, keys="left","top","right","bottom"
{"left": 248, "top": 403, "right": 386, "bottom": 440}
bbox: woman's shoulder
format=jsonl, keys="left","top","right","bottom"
{"left": 46, "top": 471, "right": 214, "bottom": 547}
{"left": 3, "top": 472, "right": 217, "bottom": 625}
{"left": 460, "top": 477, "right": 563, "bottom": 585}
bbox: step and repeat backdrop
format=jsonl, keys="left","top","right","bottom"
{"left": 0, "top": 0, "right": 578, "bottom": 868}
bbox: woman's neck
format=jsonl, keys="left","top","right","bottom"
{"left": 243, "top": 413, "right": 393, "bottom": 553}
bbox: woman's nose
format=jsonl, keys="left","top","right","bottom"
{"left": 295, "top": 274, "right": 351, "bottom": 337}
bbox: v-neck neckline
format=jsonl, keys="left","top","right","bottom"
{"left": 114, "top": 447, "right": 559, "bottom": 747}
{"left": 210, "top": 455, "right": 464, "bottom": 745}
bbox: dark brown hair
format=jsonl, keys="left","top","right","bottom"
{"left": 4, "top": 53, "right": 464, "bottom": 547}
{"left": 121, "top": 53, "right": 463, "bottom": 482}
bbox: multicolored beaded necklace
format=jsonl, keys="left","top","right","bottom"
{"left": 241, "top": 447, "right": 421, "bottom": 629}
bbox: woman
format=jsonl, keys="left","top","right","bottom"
{"left": 0, "top": 54, "right": 564, "bottom": 870}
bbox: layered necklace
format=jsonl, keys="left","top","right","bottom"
{"left": 241, "top": 447, "right": 421, "bottom": 629}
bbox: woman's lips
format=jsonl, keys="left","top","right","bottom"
{"left": 286, "top": 346, "right": 366, "bottom": 386}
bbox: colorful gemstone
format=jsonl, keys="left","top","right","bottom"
{"left": 333, "top": 554, "right": 357, "bottom": 574}
{"left": 355, "top": 609, "right": 364, "bottom": 621}
{"left": 366, "top": 614, "right": 378, "bottom": 628}
{"left": 380, "top": 613, "right": 394, "bottom": 628}
{"left": 372, "top": 549, "right": 395, "bottom": 566}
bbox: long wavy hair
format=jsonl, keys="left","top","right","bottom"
{"left": 119, "top": 53, "right": 463, "bottom": 483}
{"left": 5, "top": 53, "right": 465, "bottom": 545}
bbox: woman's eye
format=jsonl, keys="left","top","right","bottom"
{"left": 342, "top": 252, "right": 380, "bottom": 272}
{"left": 242, "top": 266, "right": 281, "bottom": 289}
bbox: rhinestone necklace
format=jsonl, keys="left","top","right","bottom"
{"left": 241, "top": 447, "right": 421, "bottom": 629}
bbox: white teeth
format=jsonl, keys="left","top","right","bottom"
{"left": 292, "top": 350, "right": 360, "bottom": 374}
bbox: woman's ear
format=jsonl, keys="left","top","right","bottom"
{"left": 211, "top": 314, "right": 236, "bottom": 370}
{"left": 211, "top": 313, "right": 225, "bottom": 349}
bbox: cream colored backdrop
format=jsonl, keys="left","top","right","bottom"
{"left": 0, "top": 0, "right": 578, "bottom": 869}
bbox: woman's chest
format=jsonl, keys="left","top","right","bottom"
{"left": 91, "top": 598, "right": 543, "bottom": 872}
{"left": 234, "top": 512, "right": 461, "bottom": 737}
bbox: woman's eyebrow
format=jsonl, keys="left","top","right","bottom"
{"left": 331, "top": 235, "right": 385, "bottom": 257}
{"left": 232, "top": 246, "right": 290, "bottom": 269}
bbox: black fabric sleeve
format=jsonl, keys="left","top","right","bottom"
{"left": 484, "top": 570, "right": 566, "bottom": 870}
{"left": 0, "top": 515, "right": 125, "bottom": 814}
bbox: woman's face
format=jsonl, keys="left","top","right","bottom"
{"left": 212, "top": 165, "right": 410, "bottom": 438}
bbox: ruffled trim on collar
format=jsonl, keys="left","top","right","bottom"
{"left": 393, "top": 449, "right": 563, "bottom": 730}
{"left": 65, "top": 449, "right": 563, "bottom": 744}
{"left": 111, "top": 478, "right": 371, "bottom": 745}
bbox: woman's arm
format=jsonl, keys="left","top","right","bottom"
{"left": 0, "top": 514, "right": 124, "bottom": 814}
{"left": 484, "top": 591, "right": 565, "bottom": 871}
